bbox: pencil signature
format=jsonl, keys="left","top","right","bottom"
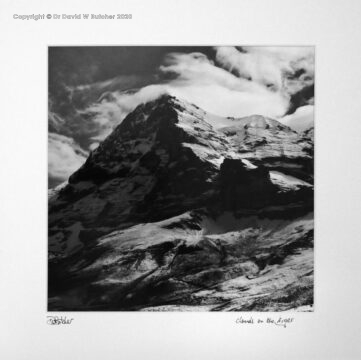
{"left": 47, "top": 316, "right": 74, "bottom": 325}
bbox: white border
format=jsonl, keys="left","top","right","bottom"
{"left": 1, "top": 0, "right": 361, "bottom": 359}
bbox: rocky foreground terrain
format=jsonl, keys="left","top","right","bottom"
{"left": 48, "top": 95, "right": 314, "bottom": 311}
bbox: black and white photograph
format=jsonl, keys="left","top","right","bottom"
{"left": 48, "top": 46, "right": 314, "bottom": 311}
{"left": 3, "top": 0, "right": 361, "bottom": 359}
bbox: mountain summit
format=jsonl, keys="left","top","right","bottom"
{"left": 48, "top": 95, "right": 314, "bottom": 311}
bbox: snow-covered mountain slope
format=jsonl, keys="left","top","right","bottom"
{"left": 49, "top": 210, "right": 313, "bottom": 311}
{"left": 48, "top": 95, "right": 314, "bottom": 311}
{"left": 219, "top": 114, "right": 314, "bottom": 183}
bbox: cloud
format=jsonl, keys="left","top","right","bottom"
{"left": 48, "top": 133, "right": 87, "bottom": 184}
{"left": 79, "top": 86, "right": 168, "bottom": 142}
{"left": 82, "top": 51, "right": 291, "bottom": 137}
{"left": 74, "top": 51, "right": 294, "bottom": 145}
{"left": 165, "top": 82, "right": 288, "bottom": 118}
{"left": 89, "top": 142, "right": 100, "bottom": 151}
{"left": 279, "top": 105, "right": 314, "bottom": 132}
{"left": 214, "top": 46, "right": 314, "bottom": 95}
{"left": 157, "top": 52, "right": 290, "bottom": 117}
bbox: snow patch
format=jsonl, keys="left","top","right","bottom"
{"left": 270, "top": 171, "right": 312, "bottom": 190}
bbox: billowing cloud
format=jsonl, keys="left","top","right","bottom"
{"left": 48, "top": 133, "right": 87, "bottom": 186}
{"left": 279, "top": 105, "right": 314, "bottom": 132}
{"left": 80, "top": 51, "right": 291, "bottom": 143}
{"left": 158, "top": 52, "right": 289, "bottom": 117}
{"left": 79, "top": 86, "right": 168, "bottom": 142}
{"left": 215, "top": 46, "right": 314, "bottom": 95}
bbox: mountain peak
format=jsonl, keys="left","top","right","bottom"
{"left": 68, "top": 92, "right": 231, "bottom": 188}
{"left": 135, "top": 93, "right": 185, "bottom": 110}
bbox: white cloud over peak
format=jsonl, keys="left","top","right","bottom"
{"left": 80, "top": 52, "right": 292, "bottom": 142}
{"left": 80, "top": 85, "right": 169, "bottom": 142}
{"left": 48, "top": 133, "right": 87, "bottom": 183}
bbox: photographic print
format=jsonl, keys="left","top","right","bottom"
{"left": 48, "top": 46, "right": 314, "bottom": 311}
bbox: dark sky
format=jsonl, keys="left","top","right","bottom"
{"left": 49, "top": 46, "right": 215, "bottom": 89}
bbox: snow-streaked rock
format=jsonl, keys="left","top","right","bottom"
{"left": 48, "top": 210, "right": 313, "bottom": 311}
{"left": 48, "top": 95, "right": 314, "bottom": 311}
{"left": 219, "top": 114, "right": 314, "bottom": 183}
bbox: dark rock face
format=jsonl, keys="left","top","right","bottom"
{"left": 48, "top": 95, "right": 314, "bottom": 311}
{"left": 50, "top": 95, "right": 228, "bottom": 232}
{"left": 219, "top": 158, "right": 276, "bottom": 210}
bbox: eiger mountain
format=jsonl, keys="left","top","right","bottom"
{"left": 48, "top": 95, "right": 314, "bottom": 311}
